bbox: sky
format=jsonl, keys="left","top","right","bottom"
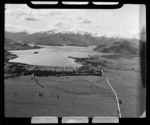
{"left": 5, "top": 4, "right": 146, "bottom": 38}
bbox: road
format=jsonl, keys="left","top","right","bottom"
{"left": 106, "top": 77, "right": 122, "bottom": 118}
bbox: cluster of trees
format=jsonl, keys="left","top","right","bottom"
{"left": 6, "top": 63, "right": 102, "bottom": 77}
{"left": 23, "top": 70, "right": 74, "bottom": 77}
{"left": 11, "top": 68, "right": 102, "bottom": 77}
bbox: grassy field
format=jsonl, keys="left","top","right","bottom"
{"left": 4, "top": 48, "right": 146, "bottom": 117}
{"left": 5, "top": 75, "right": 117, "bottom": 117}
{"left": 105, "top": 69, "right": 146, "bottom": 117}
{"left": 5, "top": 69, "right": 146, "bottom": 117}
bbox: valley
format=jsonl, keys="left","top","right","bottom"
{"left": 4, "top": 31, "right": 146, "bottom": 117}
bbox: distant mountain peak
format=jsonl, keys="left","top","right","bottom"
{"left": 39, "top": 29, "right": 96, "bottom": 37}
{"left": 5, "top": 26, "right": 123, "bottom": 38}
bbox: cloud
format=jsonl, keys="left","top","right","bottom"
{"left": 24, "top": 16, "right": 40, "bottom": 21}
{"left": 5, "top": 24, "right": 38, "bottom": 33}
{"left": 55, "top": 22, "right": 63, "bottom": 26}
{"left": 48, "top": 11, "right": 62, "bottom": 16}
{"left": 5, "top": 8, "right": 45, "bottom": 20}
{"left": 77, "top": 17, "right": 83, "bottom": 20}
{"left": 5, "top": 24, "right": 26, "bottom": 31}
{"left": 5, "top": 9, "right": 27, "bottom": 18}
{"left": 82, "top": 20, "right": 93, "bottom": 24}
{"left": 5, "top": 4, "right": 140, "bottom": 39}
{"left": 54, "top": 22, "right": 71, "bottom": 30}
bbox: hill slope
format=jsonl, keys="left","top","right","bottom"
{"left": 93, "top": 40, "right": 139, "bottom": 56}
{"left": 5, "top": 38, "right": 41, "bottom": 51}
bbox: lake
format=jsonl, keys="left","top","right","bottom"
{"left": 9, "top": 46, "right": 103, "bottom": 67}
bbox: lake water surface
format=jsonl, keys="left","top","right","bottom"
{"left": 9, "top": 46, "right": 103, "bottom": 67}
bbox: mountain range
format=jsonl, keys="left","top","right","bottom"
{"left": 5, "top": 30, "right": 101, "bottom": 46}
{"left": 5, "top": 30, "right": 145, "bottom": 56}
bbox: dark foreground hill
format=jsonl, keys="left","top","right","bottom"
{"left": 93, "top": 40, "right": 139, "bottom": 56}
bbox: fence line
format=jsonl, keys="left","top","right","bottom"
{"left": 106, "top": 78, "right": 122, "bottom": 118}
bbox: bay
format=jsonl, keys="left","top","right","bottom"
{"left": 9, "top": 46, "right": 103, "bottom": 67}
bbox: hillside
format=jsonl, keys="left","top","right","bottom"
{"left": 5, "top": 31, "right": 101, "bottom": 47}
{"left": 93, "top": 40, "right": 139, "bottom": 56}
{"left": 5, "top": 38, "right": 41, "bottom": 51}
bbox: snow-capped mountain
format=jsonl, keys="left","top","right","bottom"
{"left": 5, "top": 29, "right": 101, "bottom": 47}
{"left": 5, "top": 26, "right": 143, "bottom": 50}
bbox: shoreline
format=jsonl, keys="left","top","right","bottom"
{"left": 5, "top": 51, "right": 103, "bottom": 78}
{"left": 5, "top": 45, "right": 142, "bottom": 79}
